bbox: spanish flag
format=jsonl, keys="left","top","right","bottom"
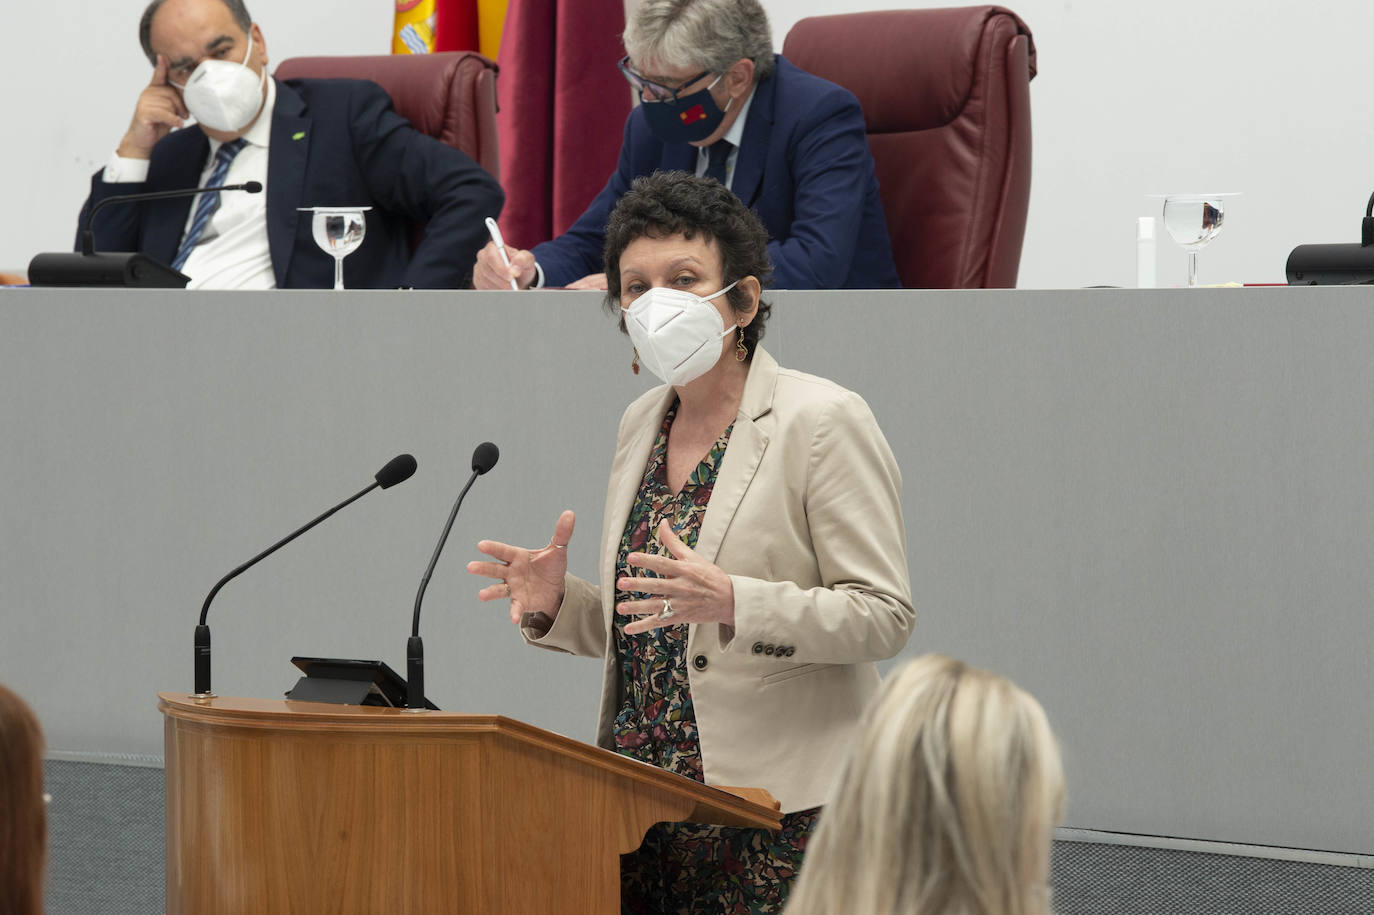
{"left": 394, "top": 0, "right": 508, "bottom": 58}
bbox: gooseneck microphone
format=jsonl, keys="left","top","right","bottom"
{"left": 194, "top": 453, "right": 417, "bottom": 696}
{"left": 408, "top": 442, "right": 500, "bottom": 710}
{"left": 79, "top": 181, "right": 264, "bottom": 255}
{"left": 28, "top": 181, "right": 265, "bottom": 288}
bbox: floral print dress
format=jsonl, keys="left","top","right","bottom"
{"left": 613, "top": 403, "right": 819, "bottom": 915}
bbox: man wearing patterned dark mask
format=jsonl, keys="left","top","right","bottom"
{"left": 473, "top": 0, "right": 898, "bottom": 292}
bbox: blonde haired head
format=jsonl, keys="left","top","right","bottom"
{"left": 787, "top": 654, "right": 1064, "bottom": 915}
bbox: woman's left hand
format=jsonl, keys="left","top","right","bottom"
{"left": 617, "top": 520, "right": 735, "bottom": 634}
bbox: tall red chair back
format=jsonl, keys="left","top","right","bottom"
{"left": 275, "top": 51, "right": 500, "bottom": 181}
{"left": 783, "top": 7, "right": 1036, "bottom": 288}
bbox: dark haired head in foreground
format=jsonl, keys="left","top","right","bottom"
{"left": 0, "top": 683, "right": 46, "bottom": 915}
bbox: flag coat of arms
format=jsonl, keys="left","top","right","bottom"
{"left": 679, "top": 104, "right": 707, "bottom": 126}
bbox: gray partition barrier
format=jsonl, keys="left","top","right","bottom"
{"left": 4, "top": 287, "right": 1372, "bottom": 874}
{"left": 1051, "top": 832, "right": 1374, "bottom": 914}
{"left": 44, "top": 754, "right": 163, "bottom": 915}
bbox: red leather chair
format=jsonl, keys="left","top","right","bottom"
{"left": 783, "top": 7, "right": 1037, "bottom": 288}
{"left": 274, "top": 51, "right": 500, "bottom": 181}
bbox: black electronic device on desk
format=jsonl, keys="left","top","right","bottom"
{"left": 287, "top": 656, "right": 438, "bottom": 709}
{"left": 1287, "top": 190, "right": 1374, "bottom": 284}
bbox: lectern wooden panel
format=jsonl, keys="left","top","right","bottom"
{"left": 159, "top": 693, "right": 781, "bottom": 914}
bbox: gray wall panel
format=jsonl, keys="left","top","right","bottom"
{"left": 2, "top": 287, "right": 1370, "bottom": 855}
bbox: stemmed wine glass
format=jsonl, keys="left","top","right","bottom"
{"left": 300, "top": 206, "right": 371, "bottom": 290}
{"left": 1160, "top": 194, "right": 1233, "bottom": 287}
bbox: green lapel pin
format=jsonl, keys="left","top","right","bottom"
{"left": 292, "top": 131, "right": 306, "bottom": 141}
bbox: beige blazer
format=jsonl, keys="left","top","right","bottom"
{"left": 524, "top": 347, "right": 914, "bottom": 812}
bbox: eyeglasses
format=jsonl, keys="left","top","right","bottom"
{"left": 617, "top": 56, "right": 713, "bottom": 105}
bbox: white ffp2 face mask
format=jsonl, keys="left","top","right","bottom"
{"left": 171, "top": 32, "right": 267, "bottom": 133}
{"left": 622, "top": 281, "right": 739, "bottom": 387}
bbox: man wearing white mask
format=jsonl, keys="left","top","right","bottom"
{"left": 77, "top": 0, "right": 503, "bottom": 289}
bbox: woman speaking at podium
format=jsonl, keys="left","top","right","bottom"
{"left": 468, "top": 172, "right": 914, "bottom": 911}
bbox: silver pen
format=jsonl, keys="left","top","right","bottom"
{"left": 484, "top": 217, "right": 520, "bottom": 290}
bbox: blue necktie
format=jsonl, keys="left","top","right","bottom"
{"left": 172, "top": 138, "right": 247, "bottom": 271}
{"left": 704, "top": 140, "right": 733, "bottom": 188}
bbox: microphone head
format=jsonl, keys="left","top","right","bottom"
{"left": 243, "top": 181, "right": 263, "bottom": 194}
{"left": 376, "top": 453, "right": 418, "bottom": 489}
{"left": 471, "top": 442, "right": 500, "bottom": 475}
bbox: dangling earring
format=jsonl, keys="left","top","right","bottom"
{"left": 735, "top": 325, "right": 748, "bottom": 362}
{"left": 631, "top": 347, "right": 640, "bottom": 375}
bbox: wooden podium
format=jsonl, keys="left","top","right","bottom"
{"left": 159, "top": 693, "right": 782, "bottom": 914}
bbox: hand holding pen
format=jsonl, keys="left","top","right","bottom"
{"left": 474, "top": 217, "right": 536, "bottom": 290}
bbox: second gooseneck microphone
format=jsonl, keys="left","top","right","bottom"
{"left": 408, "top": 442, "right": 500, "bottom": 710}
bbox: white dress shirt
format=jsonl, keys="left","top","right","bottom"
{"left": 102, "top": 78, "right": 278, "bottom": 290}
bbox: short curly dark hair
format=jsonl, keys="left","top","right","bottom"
{"left": 604, "top": 171, "right": 772, "bottom": 358}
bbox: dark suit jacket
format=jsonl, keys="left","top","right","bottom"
{"left": 78, "top": 78, "right": 503, "bottom": 289}
{"left": 531, "top": 55, "right": 899, "bottom": 290}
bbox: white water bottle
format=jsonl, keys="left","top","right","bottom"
{"left": 1136, "top": 217, "right": 1157, "bottom": 288}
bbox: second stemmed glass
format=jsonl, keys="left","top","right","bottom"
{"left": 300, "top": 206, "right": 371, "bottom": 290}
{"left": 1161, "top": 194, "right": 1230, "bottom": 287}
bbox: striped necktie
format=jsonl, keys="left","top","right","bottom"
{"left": 172, "top": 138, "right": 248, "bottom": 271}
{"left": 704, "top": 140, "right": 733, "bottom": 188}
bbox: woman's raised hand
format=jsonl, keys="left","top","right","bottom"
{"left": 616, "top": 520, "right": 736, "bottom": 635}
{"left": 467, "top": 510, "right": 575, "bottom": 624}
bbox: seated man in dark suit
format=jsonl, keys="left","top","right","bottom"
{"left": 473, "top": 0, "right": 898, "bottom": 292}
{"left": 79, "top": 0, "right": 504, "bottom": 289}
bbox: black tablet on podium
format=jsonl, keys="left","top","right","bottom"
{"left": 287, "top": 656, "right": 439, "bottom": 710}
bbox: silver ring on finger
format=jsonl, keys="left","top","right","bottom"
{"left": 657, "top": 598, "right": 676, "bottom": 621}
{"left": 504, "top": 581, "right": 512, "bottom": 598}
